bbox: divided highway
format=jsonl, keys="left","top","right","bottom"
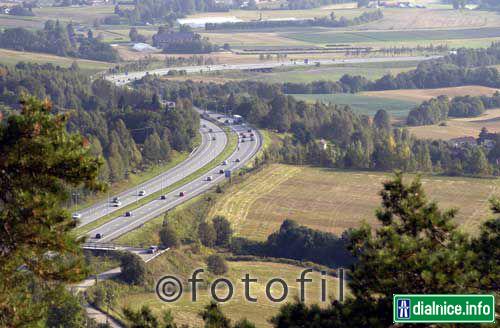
{"left": 86, "top": 112, "right": 261, "bottom": 243}
{"left": 76, "top": 118, "right": 227, "bottom": 227}
{"left": 107, "top": 55, "right": 441, "bottom": 86}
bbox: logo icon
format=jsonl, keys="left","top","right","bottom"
{"left": 397, "top": 299, "right": 411, "bottom": 320}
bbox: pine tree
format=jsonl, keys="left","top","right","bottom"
{"left": 469, "top": 147, "right": 490, "bottom": 175}
{"left": 373, "top": 109, "right": 391, "bottom": 131}
{"left": 143, "top": 131, "right": 163, "bottom": 163}
{"left": 159, "top": 223, "right": 180, "bottom": 248}
{"left": 0, "top": 96, "right": 102, "bottom": 326}
{"left": 198, "top": 221, "right": 216, "bottom": 247}
{"left": 212, "top": 216, "right": 232, "bottom": 247}
{"left": 200, "top": 302, "right": 231, "bottom": 328}
{"left": 123, "top": 306, "right": 159, "bottom": 328}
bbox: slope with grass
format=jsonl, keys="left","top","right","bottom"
{"left": 115, "top": 251, "right": 339, "bottom": 328}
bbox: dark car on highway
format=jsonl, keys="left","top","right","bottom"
{"left": 95, "top": 233, "right": 102, "bottom": 239}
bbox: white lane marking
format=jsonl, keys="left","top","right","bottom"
{"left": 91, "top": 127, "right": 261, "bottom": 242}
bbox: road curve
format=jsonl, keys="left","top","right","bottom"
{"left": 77, "top": 118, "right": 227, "bottom": 227}
{"left": 106, "top": 55, "right": 441, "bottom": 86}
{"left": 87, "top": 112, "right": 261, "bottom": 243}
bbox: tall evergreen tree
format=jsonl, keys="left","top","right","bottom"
{"left": 0, "top": 97, "right": 102, "bottom": 326}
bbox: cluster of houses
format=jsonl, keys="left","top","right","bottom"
{"left": 368, "top": 1, "right": 426, "bottom": 8}
{"left": 450, "top": 128, "right": 497, "bottom": 151}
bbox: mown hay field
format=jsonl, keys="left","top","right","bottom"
{"left": 116, "top": 258, "right": 339, "bottom": 328}
{"left": 408, "top": 108, "right": 500, "bottom": 140}
{"left": 210, "top": 164, "right": 499, "bottom": 240}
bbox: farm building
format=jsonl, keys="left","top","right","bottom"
{"left": 450, "top": 136, "right": 477, "bottom": 148}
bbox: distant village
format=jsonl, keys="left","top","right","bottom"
{"left": 451, "top": 127, "right": 497, "bottom": 152}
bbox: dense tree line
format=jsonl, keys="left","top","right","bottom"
{"left": 133, "top": 77, "right": 498, "bottom": 176}
{"left": 205, "top": 10, "right": 383, "bottom": 30}
{"left": 407, "top": 92, "right": 500, "bottom": 125}
{"left": 0, "top": 63, "right": 199, "bottom": 184}
{"left": 0, "top": 20, "right": 119, "bottom": 62}
{"left": 161, "top": 36, "right": 218, "bottom": 54}
{"left": 282, "top": 43, "right": 500, "bottom": 93}
{"left": 114, "top": 0, "right": 231, "bottom": 25}
{"left": 8, "top": 4, "right": 34, "bottom": 16}
{"left": 480, "top": 0, "right": 500, "bottom": 10}
{"left": 151, "top": 26, "right": 219, "bottom": 54}
{"left": 231, "top": 219, "right": 354, "bottom": 268}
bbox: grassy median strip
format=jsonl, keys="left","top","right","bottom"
{"left": 71, "top": 133, "right": 202, "bottom": 212}
{"left": 74, "top": 127, "right": 237, "bottom": 237}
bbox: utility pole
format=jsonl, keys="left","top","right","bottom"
{"left": 72, "top": 192, "right": 80, "bottom": 211}
{"left": 107, "top": 183, "right": 110, "bottom": 217}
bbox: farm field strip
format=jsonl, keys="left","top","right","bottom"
{"left": 409, "top": 108, "right": 500, "bottom": 140}
{"left": 281, "top": 27, "right": 500, "bottom": 45}
{"left": 362, "top": 86, "right": 500, "bottom": 102}
{"left": 211, "top": 164, "right": 499, "bottom": 241}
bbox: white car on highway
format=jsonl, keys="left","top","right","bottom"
{"left": 138, "top": 190, "right": 146, "bottom": 196}
{"left": 72, "top": 213, "right": 82, "bottom": 220}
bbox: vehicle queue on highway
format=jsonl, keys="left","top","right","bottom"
{"left": 77, "top": 111, "right": 261, "bottom": 242}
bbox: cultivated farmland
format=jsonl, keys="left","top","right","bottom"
{"left": 210, "top": 164, "right": 498, "bottom": 240}
{"left": 282, "top": 27, "right": 500, "bottom": 46}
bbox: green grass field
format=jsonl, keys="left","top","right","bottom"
{"left": 210, "top": 164, "right": 499, "bottom": 240}
{"left": 290, "top": 93, "right": 418, "bottom": 117}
